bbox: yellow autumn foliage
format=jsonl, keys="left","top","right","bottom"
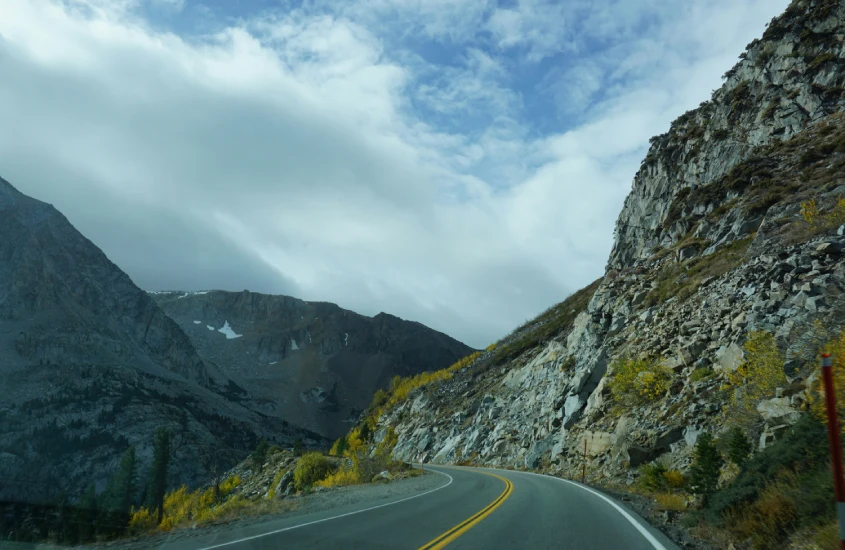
{"left": 801, "top": 196, "right": 845, "bottom": 228}
{"left": 723, "top": 331, "right": 786, "bottom": 428}
{"left": 129, "top": 474, "right": 243, "bottom": 533}
{"left": 608, "top": 355, "right": 673, "bottom": 406}
{"left": 315, "top": 466, "right": 361, "bottom": 488}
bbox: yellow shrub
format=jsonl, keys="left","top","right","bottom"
{"left": 294, "top": 452, "right": 333, "bottom": 489}
{"left": 724, "top": 331, "right": 786, "bottom": 428}
{"left": 608, "top": 355, "right": 673, "bottom": 406}
{"left": 219, "top": 474, "right": 241, "bottom": 498}
{"left": 128, "top": 506, "right": 157, "bottom": 533}
{"left": 655, "top": 493, "right": 686, "bottom": 511}
{"left": 663, "top": 470, "right": 686, "bottom": 489}
{"left": 486, "top": 343, "right": 498, "bottom": 352}
{"left": 374, "top": 427, "right": 398, "bottom": 457}
{"left": 315, "top": 466, "right": 361, "bottom": 488}
{"left": 801, "top": 199, "right": 819, "bottom": 224}
{"left": 801, "top": 196, "right": 845, "bottom": 228}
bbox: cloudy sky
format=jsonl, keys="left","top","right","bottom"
{"left": 0, "top": 0, "right": 789, "bottom": 348}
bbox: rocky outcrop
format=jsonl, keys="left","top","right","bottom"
{"left": 0, "top": 177, "right": 325, "bottom": 502}
{"left": 152, "top": 290, "right": 475, "bottom": 439}
{"left": 378, "top": 0, "right": 845, "bottom": 486}
{"left": 610, "top": 0, "right": 845, "bottom": 268}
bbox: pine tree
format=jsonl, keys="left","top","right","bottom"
{"left": 99, "top": 446, "right": 137, "bottom": 535}
{"left": 359, "top": 422, "right": 370, "bottom": 442}
{"left": 78, "top": 483, "right": 97, "bottom": 542}
{"left": 252, "top": 439, "right": 269, "bottom": 472}
{"left": 727, "top": 427, "right": 751, "bottom": 466}
{"left": 689, "top": 432, "right": 723, "bottom": 502}
{"left": 293, "top": 436, "right": 304, "bottom": 456}
{"left": 145, "top": 429, "right": 170, "bottom": 524}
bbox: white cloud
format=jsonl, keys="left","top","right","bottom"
{"left": 0, "top": 0, "right": 791, "bottom": 348}
{"left": 486, "top": 0, "right": 573, "bottom": 62}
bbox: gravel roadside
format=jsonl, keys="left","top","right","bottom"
{"left": 83, "top": 471, "right": 446, "bottom": 550}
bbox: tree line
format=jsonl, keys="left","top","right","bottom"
{"left": 0, "top": 428, "right": 171, "bottom": 545}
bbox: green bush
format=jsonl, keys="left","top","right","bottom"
{"left": 294, "top": 453, "right": 334, "bottom": 490}
{"left": 704, "top": 414, "right": 832, "bottom": 527}
{"left": 689, "top": 368, "right": 712, "bottom": 384}
{"left": 639, "top": 462, "right": 669, "bottom": 492}
{"left": 727, "top": 427, "right": 751, "bottom": 467}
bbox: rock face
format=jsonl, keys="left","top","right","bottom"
{"left": 610, "top": 0, "right": 845, "bottom": 269}
{"left": 379, "top": 0, "right": 845, "bottom": 483}
{"left": 152, "top": 290, "right": 475, "bottom": 439}
{"left": 0, "top": 177, "right": 324, "bottom": 502}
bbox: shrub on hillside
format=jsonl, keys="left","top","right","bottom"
{"left": 704, "top": 413, "right": 832, "bottom": 532}
{"left": 294, "top": 453, "right": 334, "bottom": 490}
{"left": 723, "top": 330, "right": 786, "bottom": 429}
{"left": 726, "top": 427, "right": 752, "bottom": 467}
{"left": 689, "top": 432, "right": 723, "bottom": 501}
{"left": 608, "top": 355, "right": 673, "bottom": 407}
{"left": 315, "top": 467, "right": 361, "bottom": 488}
{"left": 638, "top": 462, "right": 669, "bottom": 491}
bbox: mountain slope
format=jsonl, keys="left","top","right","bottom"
{"left": 0, "top": 177, "right": 324, "bottom": 502}
{"left": 371, "top": 0, "right": 845, "bottom": 485}
{"left": 152, "top": 290, "right": 476, "bottom": 439}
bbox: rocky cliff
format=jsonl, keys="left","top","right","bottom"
{"left": 373, "top": 0, "right": 845, "bottom": 485}
{"left": 0, "top": 177, "right": 324, "bottom": 502}
{"left": 152, "top": 290, "right": 475, "bottom": 439}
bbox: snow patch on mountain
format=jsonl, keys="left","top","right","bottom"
{"left": 218, "top": 320, "right": 242, "bottom": 339}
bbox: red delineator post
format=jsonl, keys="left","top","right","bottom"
{"left": 821, "top": 353, "right": 845, "bottom": 550}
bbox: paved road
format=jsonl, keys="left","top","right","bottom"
{"left": 148, "top": 466, "right": 680, "bottom": 550}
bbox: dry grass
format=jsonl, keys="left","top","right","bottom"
{"left": 726, "top": 473, "right": 800, "bottom": 550}
{"left": 655, "top": 493, "right": 687, "bottom": 511}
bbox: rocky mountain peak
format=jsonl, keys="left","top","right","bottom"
{"left": 609, "top": 0, "right": 845, "bottom": 270}
{"left": 151, "top": 290, "right": 475, "bottom": 439}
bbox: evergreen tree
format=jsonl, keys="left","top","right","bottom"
{"left": 335, "top": 435, "right": 348, "bottom": 456}
{"left": 293, "top": 436, "right": 304, "bottom": 456}
{"left": 359, "top": 422, "right": 370, "bottom": 442}
{"left": 145, "top": 429, "right": 170, "bottom": 524}
{"left": 689, "top": 432, "right": 723, "bottom": 502}
{"left": 78, "top": 483, "right": 97, "bottom": 542}
{"left": 252, "top": 439, "right": 269, "bottom": 471}
{"left": 727, "top": 427, "right": 752, "bottom": 466}
{"left": 100, "top": 446, "right": 137, "bottom": 535}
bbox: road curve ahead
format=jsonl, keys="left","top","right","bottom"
{"left": 153, "top": 465, "right": 679, "bottom": 550}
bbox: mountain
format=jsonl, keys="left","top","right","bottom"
{"left": 0, "top": 177, "right": 325, "bottom": 502}
{"left": 151, "top": 290, "right": 476, "bottom": 439}
{"left": 370, "top": 0, "right": 845, "bottom": 490}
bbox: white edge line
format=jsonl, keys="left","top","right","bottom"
{"left": 196, "top": 470, "right": 453, "bottom": 550}
{"left": 466, "top": 466, "right": 669, "bottom": 550}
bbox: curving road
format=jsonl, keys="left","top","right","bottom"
{"left": 152, "top": 466, "right": 680, "bottom": 550}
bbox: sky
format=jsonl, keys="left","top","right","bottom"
{"left": 0, "top": 0, "right": 790, "bottom": 348}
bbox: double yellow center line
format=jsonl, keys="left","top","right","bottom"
{"left": 417, "top": 472, "right": 514, "bottom": 550}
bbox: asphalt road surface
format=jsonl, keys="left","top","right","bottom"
{"left": 150, "top": 465, "right": 680, "bottom": 550}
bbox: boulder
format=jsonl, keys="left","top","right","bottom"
{"left": 578, "top": 431, "right": 615, "bottom": 457}
{"left": 715, "top": 343, "right": 743, "bottom": 372}
{"left": 756, "top": 398, "right": 801, "bottom": 425}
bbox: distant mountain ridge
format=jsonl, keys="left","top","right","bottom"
{"left": 152, "top": 289, "right": 476, "bottom": 439}
{"left": 0, "top": 176, "right": 324, "bottom": 502}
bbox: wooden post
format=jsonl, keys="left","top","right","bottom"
{"left": 581, "top": 437, "right": 587, "bottom": 484}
